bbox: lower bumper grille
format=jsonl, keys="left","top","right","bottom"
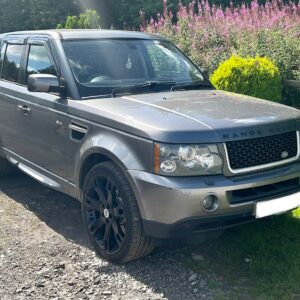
{"left": 228, "top": 177, "right": 300, "bottom": 204}
{"left": 225, "top": 131, "right": 299, "bottom": 173}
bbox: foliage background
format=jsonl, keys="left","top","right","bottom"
{"left": 1, "top": 0, "right": 294, "bottom": 33}
{"left": 0, "top": 0, "right": 299, "bottom": 103}
{"left": 0, "top": 0, "right": 80, "bottom": 33}
{"left": 143, "top": 0, "right": 300, "bottom": 81}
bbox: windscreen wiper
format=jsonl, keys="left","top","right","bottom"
{"left": 111, "top": 80, "right": 175, "bottom": 98}
{"left": 171, "top": 81, "right": 212, "bottom": 91}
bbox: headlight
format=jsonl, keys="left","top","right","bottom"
{"left": 154, "top": 143, "right": 223, "bottom": 176}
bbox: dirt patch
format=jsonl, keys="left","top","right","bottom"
{"left": 0, "top": 173, "right": 214, "bottom": 300}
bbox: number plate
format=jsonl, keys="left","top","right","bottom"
{"left": 255, "top": 191, "right": 300, "bottom": 218}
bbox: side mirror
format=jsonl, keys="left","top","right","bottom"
{"left": 199, "top": 67, "right": 209, "bottom": 80}
{"left": 27, "top": 74, "right": 66, "bottom": 94}
{"left": 199, "top": 67, "right": 213, "bottom": 87}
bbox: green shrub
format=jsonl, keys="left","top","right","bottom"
{"left": 56, "top": 9, "right": 101, "bottom": 29}
{"left": 210, "top": 55, "right": 282, "bottom": 102}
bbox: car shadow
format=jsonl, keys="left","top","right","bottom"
{"left": 0, "top": 172, "right": 91, "bottom": 249}
{"left": 0, "top": 172, "right": 200, "bottom": 300}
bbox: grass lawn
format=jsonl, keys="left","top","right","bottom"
{"left": 183, "top": 207, "right": 300, "bottom": 299}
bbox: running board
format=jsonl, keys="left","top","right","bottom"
{"left": 4, "top": 150, "right": 76, "bottom": 198}
{"left": 18, "top": 163, "right": 61, "bottom": 189}
{"left": 7, "top": 156, "right": 19, "bottom": 166}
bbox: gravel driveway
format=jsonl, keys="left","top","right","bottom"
{"left": 0, "top": 172, "right": 214, "bottom": 300}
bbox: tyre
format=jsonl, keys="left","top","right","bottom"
{"left": 81, "top": 162, "right": 154, "bottom": 263}
{"left": 0, "top": 156, "right": 16, "bottom": 177}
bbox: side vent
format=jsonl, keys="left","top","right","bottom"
{"left": 69, "top": 122, "right": 88, "bottom": 142}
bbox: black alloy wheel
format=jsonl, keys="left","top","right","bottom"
{"left": 82, "top": 162, "right": 154, "bottom": 263}
{"left": 84, "top": 174, "right": 126, "bottom": 255}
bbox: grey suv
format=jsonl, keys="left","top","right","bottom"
{"left": 1, "top": 29, "right": 300, "bottom": 263}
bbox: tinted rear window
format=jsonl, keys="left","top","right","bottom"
{"left": 2, "top": 44, "right": 24, "bottom": 83}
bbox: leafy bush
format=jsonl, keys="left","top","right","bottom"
{"left": 142, "top": 0, "right": 300, "bottom": 80}
{"left": 56, "top": 9, "right": 101, "bottom": 29}
{"left": 210, "top": 55, "right": 282, "bottom": 101}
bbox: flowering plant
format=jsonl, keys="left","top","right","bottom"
{"left": 142, "top": 0, "right": 300, "bottom": 80}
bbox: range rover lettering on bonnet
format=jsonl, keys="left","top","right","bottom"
{"left": 222, "top": 124, "right": 298, "bottom": 141}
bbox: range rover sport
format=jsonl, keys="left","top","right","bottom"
{"left": 0, "top": 30, "right": 300, "bottom": 263}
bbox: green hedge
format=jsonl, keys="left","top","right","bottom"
{"left": 210, "top": 55, "right": 282, "bottom": 102}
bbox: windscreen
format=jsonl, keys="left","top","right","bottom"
{"left": 63, "top": 39, "right": 204, "bottom": 98}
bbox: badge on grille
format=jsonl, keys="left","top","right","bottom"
{"left": 281, "top": 151, "right": 289, "bottom": 159}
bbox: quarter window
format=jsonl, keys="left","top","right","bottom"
{"left": 26, "top": 45, "right": 57, "bottom": 80}
{"left": 0, "top": 42, "right": 5, "bottom": 74}
{"left": 2, "top": 44, "right": 24, "bottom": 83}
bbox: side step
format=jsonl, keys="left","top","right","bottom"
{"left": 4, "top": 150, "right": 77, "bottom": 198}
{"left": 18, "top": 163, "right": 61, "bottom": 189}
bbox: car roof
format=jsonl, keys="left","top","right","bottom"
{"left": 0, "top": 29, "right": 167, "bottom": 41}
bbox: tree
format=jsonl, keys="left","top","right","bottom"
{"left": 0, "top": 0, "right": 80, "bottom": 33}
{"left": 57, "top": 10, "right": 101, "bottom": 29}
{"left": 89, "top": 0, "right": 298, "bottom": 29}
{"left": 78, "top": 9, "right": 101, "bottom": 29}
{"left": 0, "top": 0, "right": 298, "bottom": 33}
{"left": 64, "top": 16, "right": 81, "bottom": 29}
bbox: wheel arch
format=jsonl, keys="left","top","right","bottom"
{"left": 75, "top": 131, "right": 153, "bottom": 195}
{"left": 77, "top": 148, "right": 128, "bottom": 196}
{"left": 76, "top": 145, "right": 149, "bottom": 223}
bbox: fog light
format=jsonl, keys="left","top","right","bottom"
{"left": 202, "top": 194, "right": 220, "bottom": 212}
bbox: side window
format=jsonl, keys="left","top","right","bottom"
{"left": 2, "top": 44, "right": 24, "bottom": 83}
{"left": 27, "top": 45, "right": 57, "bottom": 80}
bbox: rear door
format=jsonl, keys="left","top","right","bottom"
{"left": 0, "top": 36, "right": 27, "bottom": 155}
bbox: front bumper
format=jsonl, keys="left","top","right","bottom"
{"left": 128, "top": 162, "right": 300, "bottom": 239}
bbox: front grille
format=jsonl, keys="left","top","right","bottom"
{"left": 226, "top": 131, "right": 298, "bottom": 171}
{"left": 228, "top": 178, "right": 300, "bottom": 204}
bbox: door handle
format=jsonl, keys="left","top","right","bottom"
{"left": 17, "top": 105, "right": 31, "bottom": 115}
